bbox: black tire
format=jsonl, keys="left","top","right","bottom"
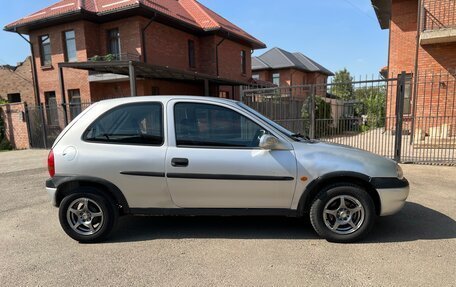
{"left": 309, "top": 183, "right": 375, "bottom": 243}
{"left": 59, "top": 188, "right": 118, "bottom": 243}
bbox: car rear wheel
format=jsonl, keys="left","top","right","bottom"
{"left": 310, "top": 183, "right": 375, "bottom": 243}
{"left": 59, "top": 189, "right": 118, "bottom": 243}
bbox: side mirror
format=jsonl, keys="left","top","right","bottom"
{"left": 259, "top": 134, "right": 280, "bottom": 150}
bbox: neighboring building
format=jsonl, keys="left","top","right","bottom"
{"left": 252, "top": 47, "right": 333, "bottom": 97}
{"left": 372, "top": 0, "right": 456, "bottom": 137}
{"left": 0, "top": 57, "right": 34, "bottom": 104}
{"left": 4, "top": 0, "right": 266, "bottom": 115}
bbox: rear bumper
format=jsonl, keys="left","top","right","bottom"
{"left": 45, "top": 178, "right": 58, "bottom": 207}
{"left": 372, "top": 178, "right": 410, "bottom": 216}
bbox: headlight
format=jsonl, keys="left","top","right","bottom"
{"left": 397, "top": 164, "right": 404, "bottom": 179}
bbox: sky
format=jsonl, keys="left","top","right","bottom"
{"left": 0, "top": 0, "right": 389, "bottom": 77}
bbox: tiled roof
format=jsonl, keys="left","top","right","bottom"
{"left": 5, "top": 0, "right": 265, "bottom": 48}
{"left": 252, "top": 47, "right": 334, "bottom": 76}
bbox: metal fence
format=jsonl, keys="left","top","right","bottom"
{"left": 242, "top": 71, "right": 456, "bottom": 165}
{"left": 422, "top": 0, "right": 456, "bottom": 31}
{"left": 25, "top": 102, "right": 92, "bottom": 149}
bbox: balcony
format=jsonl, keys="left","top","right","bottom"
{"left": 420, "top": 0, "right": 456, "bottom": 45}
{"left": 87, "top": 53, "right": 141, "bottom": 83}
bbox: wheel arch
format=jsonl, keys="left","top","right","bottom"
{"left": 53, "top": 176, "right": 130, "bottom": 215}
{"left": 297, "top": 171, "right": 381, "bottom": 217}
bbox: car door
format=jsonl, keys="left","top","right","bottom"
{"left": 165, "top": 100, "right": 297, "bottom": 208}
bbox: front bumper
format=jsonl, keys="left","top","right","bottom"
{"left": 45, "top": 178, "right": 58, "bottom": 207}
{"left": 372, "top": 177, "right": 410, "bottom": 216}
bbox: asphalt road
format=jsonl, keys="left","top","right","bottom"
{"left": 0, "top": 149, "right": 455, "bottom": 286}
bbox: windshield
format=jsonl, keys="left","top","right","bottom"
{"left": 237, "top": 102, "right": 303, "bottom": 141}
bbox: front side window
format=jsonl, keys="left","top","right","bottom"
{"left": 174, "top": 103, "right": 265, "bottom": 148}
{"left": 63, "top": 30, "right": 77, "bottom": 62}
{"left": 84, "top": 103, "right": 163, "bottom": 146}
{"left": 39, "top": 35, "right": 52, "bottom": 66}
{"left": 272, "top": 73, "right": 280, "bottom": 86}
{"left": 107, "top": 28, "right": 121, "bottom": 59}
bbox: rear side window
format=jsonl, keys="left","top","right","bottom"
{"left": 83, "top": 103, "right": 163, "bottom": 146}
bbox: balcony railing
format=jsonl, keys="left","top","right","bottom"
{"left": 88, "top": 53, "right": 141, "bottom": 62}
{"left": 422, "top": 0, "right": 456, "bottom": 31}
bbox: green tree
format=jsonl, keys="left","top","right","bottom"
{"left": 354, "top": 86, "right": 386, "bottom": 128}
{"left": 331, "top": 68, "right": 354, "bottom": 100}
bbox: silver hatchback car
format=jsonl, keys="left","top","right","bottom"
{"left": 46, "top": 96, "right": 409, "bottom": 243}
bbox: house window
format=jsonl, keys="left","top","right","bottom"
{"left": 188, "top": 40, "right": 196, "bottom": 69}
{"left": 403, "top": 74, "right": 412, "bottom": 115}
{"left": 39, "top": 35, "right": 52, "bottom": 66}
{"left": 63, "top": 30, "right": 77, "bottom": 62}
{"left": 241, "top": 50, "right": 247, "bottom": 74}
{"left": 272, "top": 73, "right": 280, "bottom": 86}
{"left": 68, "top": 89, "right": 82, "bottom": 120}
{"left": 107, "top": 28, "right": 121, "bottom": 59}
{"left": 252, "top": 74, "right": 260, "bottom": 80}
{"left": 45, "top": 91, "right": 59, "bottom": 126}
{"left": 7, "top": 93, "right": 21, "bottom": 103}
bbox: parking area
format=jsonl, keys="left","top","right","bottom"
{"left": 0, "top": 149, "right": 455, "bottom": 286}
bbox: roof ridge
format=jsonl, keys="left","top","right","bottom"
{"left": 179, "top": 0, "right": 219, "bottom": 30}
{"left": 274, "top": 47, "right": 295, "bottom": 67}
{"left": 254, "top": 56, "right": 271, "bottom": 68}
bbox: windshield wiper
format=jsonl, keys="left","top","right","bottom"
{"left": 291, "top": 133, "right": 310, "bottom": 140}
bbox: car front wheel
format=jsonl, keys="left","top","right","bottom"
{"left": 59, "top": 189, "right": 118, "bottom": 243}
{"left": 310, "top": 183, "right": 375, "bottom": 243}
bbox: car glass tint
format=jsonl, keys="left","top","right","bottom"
{"left": 174, "top": 103, "right": 265, "bottom": 148}
{"left": 84, "top": 103, "right": 163, "bottom": 145}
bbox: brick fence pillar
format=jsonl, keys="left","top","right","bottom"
{"left": 0, "top": 103, "right": 30, "bottom": 150}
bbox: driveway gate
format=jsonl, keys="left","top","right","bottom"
{"left": 241, "top": 72, "right": 456, "bottom": 165}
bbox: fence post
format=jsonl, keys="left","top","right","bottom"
{"left": 394, "top": 72, "right": 406, "bottom": 162}
{"left": 309, "top": 85, "right": 316, "bottom": 139}
{"left": 23, "top": 103, "right": 33, "bottom": 148}
{"left": 39, "top": 103, "right": 48, "bottom": 150}
{"left": 240, "top": 86, "right": 245, "bottom": 102}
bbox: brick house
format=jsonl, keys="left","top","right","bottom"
{"left": 4, "top": 0, "right": 266, "bottom": 113}
{"left": 252, "top": 47, "right": 333, "bottom": 95}
{"left": 372, "top": 0, "right": 456, "bottom": 138}
{"left": 0, "top": 57, "right": 34, "bottom": 104}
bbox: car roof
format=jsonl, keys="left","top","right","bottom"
{"left": 97, "top": 95, "right": 239, "bottom": 107}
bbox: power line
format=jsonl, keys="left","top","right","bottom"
{"left": 342, "top": 0, "right": 378, "bottom": 22}
{"left": 0, "top": 57, "right": 33, "bottom": 84}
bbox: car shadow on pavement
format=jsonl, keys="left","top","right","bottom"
{"left": 365, "top": 202, "right": 456, "bottom": 243}
{"left": 107, "top": 202, "right": 455, "bottom": 243}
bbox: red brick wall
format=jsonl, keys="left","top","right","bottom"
{"left": 388, "top": 0, "right": 418, "bottom": 76}
{"left": 29, "top": 20, "right": 91, "bottom": 104}
{"left": 215, "top": 35, "right": 252, "bottom": 81}
{"left": 0, "top": 57, "right": 35, "bottom": 104}
{"left": 0, "top": 103, "right": 29, "bottom": 149}
{"left": 387, "top": 0, "right": 456, "bottom": 134}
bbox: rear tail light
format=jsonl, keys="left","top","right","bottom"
{"left": 48, "top": 150, "right": 55, "bottom": 177}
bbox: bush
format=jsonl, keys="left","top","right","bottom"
{"left": 0, "top": 138, "right": 12, "bottom": 151}
{"left": 0, "top": 107, "right": 12, "bottom": 151}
